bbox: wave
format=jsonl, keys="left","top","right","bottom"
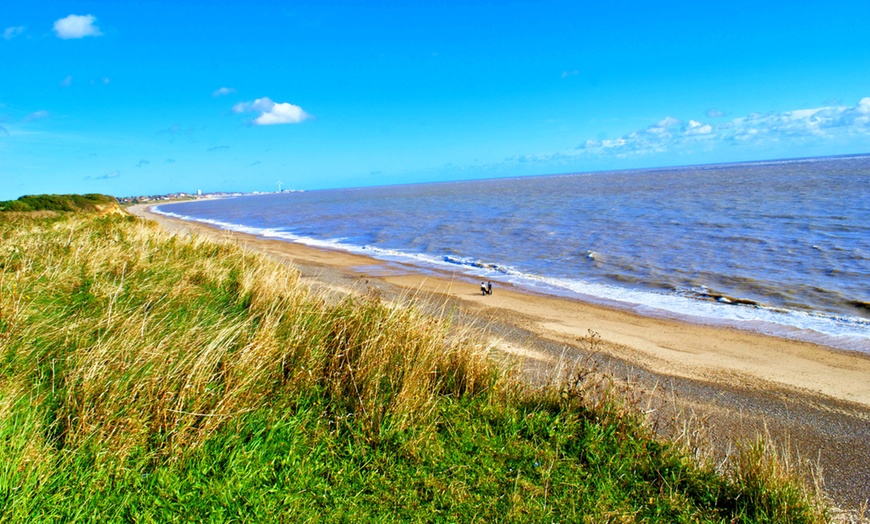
{"left": 851, "top": 300, "right": 870, "bottom": 312}
{"left": 151, "top": 206, "right": 870, "bottom": 354}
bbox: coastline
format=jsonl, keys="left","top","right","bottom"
{"left": 129, "top": 203, "right": 870, "bottom": 511}
{"left": 145, "top": 193, "right": 870, "bottom": 354}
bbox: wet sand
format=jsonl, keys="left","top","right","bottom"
{"left": 129, "top": 203, "right": 870, "bottom": 513}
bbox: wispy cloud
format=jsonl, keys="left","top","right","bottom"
{"left": 157, "top": 124, "right": 189, "bottom": 135}
{"left": 22, "top": 110, "right": 49, "bottom": 123}
{"left": 213, "top": 87, "right": 236, "bottom": 97}
{"left": 207, "top": 145, "right": 230, "bottom": 152}
{"left": 135, "top": 159, "right": 150, "bottom": 168}
{"left": 54, "top": 14, "right": 102, "bottom": 39}
{"left": 85, "top": 170, "right": 120, "bottom": 181}
{"left": 706, "top": 108, "right": 725, "bottom": 118}
{"left": 3, "top": 26, "right": 25, "bottom": 40}
{"left": 232, "top": 97, "right": 310, "bottom": 125}
{"left": 561, "top": 69, "right": 579, "bottom": 79}
{"left": 575, "top": 97, "right": 870, "bottom": 158}
{"left": 501, "top": 98, "right": 870, "bottom": 167}
{"left": 60, "top": 75, "right": 73, "bottom": 87}
{"left": 156, "top": 124, "right": 196, "bottom": 143}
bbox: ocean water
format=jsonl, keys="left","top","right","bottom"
{"left": 155, "top": 155, "right": 870, "bottom": 353}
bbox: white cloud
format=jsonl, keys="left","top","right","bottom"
{"left": 575, "top": 97, "right": 870, "bottom": 158}
{"left": 706, "top": 108, "right": 725, "bottom": 118}
{"left": 233, "top": 97, "right": 310, "bottom": 125}
{"left": 60, "top": 75, "right": 73, "bottom": 87}
{"left": 53, "top": 14, "right": 102, "bottom": 39}
{"left": 686, "top": 120, "right": 713, "bottom": 135}
{"left": 657, "top": 116, "right": 680, "bottom": 128}
{"left": 3, "top": 26, "right": 25, "bottom": 40}
{"left": 213, "top": 87, "right": 236, "bottom": 97}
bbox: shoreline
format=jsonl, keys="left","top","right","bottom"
{"left": 147, "top": 198, "right": 870, "bottom": 355}
{"left": 129, "top": 203, "right": 870, "bottom": 511}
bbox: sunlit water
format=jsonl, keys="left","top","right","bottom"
{"left": 156, "top": 155, "right": 870, "bottom": 353}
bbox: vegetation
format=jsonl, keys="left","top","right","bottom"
{"left": 0, "top": 193, "right": 118, "bottom": 213}
{"left": 0, "top": 211, "right": 827, "bottom": 522}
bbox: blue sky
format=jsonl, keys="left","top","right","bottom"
{"left": 2, "top": 1, "right": 869, "bottom": 199}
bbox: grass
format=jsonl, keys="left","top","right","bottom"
{"left": 0, "top": 194, "right": 118, "bottom": 213}
{"left": 0, "top": 211, "right": 829, "bottom": 522}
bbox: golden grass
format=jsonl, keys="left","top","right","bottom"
{"left": 0, "top": 214, "right": 496, "bottom": 462}
{"left": 0, "top": 212, "right": 833, "bottom": 522}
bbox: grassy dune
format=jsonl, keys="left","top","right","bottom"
{"left": 0, "top": 194, "right": 120, "bottom": 213}
{"left": 0, "top": 211, "right": 827, "bottom": 522}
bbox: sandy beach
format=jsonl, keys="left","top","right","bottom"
{"left": 129, "top": 203, "right": 870, "bottom": 512}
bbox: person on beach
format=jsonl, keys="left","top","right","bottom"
{"left": 487, "top": 281, "right": 492, "bottom": 295}
{"left": 481, "top": 282, "right": 487, "bottom": 296}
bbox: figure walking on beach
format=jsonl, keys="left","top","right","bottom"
{"left": 486, "top": 281, "right": 492, "bottom": 295}
{"left": 481, "top": 282, "right": 487, "bottom": 296}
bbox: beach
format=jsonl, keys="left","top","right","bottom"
{"left": 129, "top": 203, "right": 870, "bottom": 512}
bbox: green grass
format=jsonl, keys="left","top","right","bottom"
{"left": 0, "top": 193, "right": 118, "bottom": 213}
{"left": 0, "top": 211, "right": 827, "bottom": 522}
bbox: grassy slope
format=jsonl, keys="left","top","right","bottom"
{"left": 0, "top": 212, "right": 826, "bottom": 523}
{"left": 0, "top": 194, "right": 118, "bottom": 213}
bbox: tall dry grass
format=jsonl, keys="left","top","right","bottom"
{"left": 0, "top": 213, "right": 495, "bottom": 464}
{"left": 0, "top": 212, "right": 831, "bottom": 522}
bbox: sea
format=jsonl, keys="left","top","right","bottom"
{"left": 154, "top": 155, "right": 870, "bottom": 354}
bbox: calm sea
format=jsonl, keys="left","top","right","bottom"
{"left": 155, "top": 155, "right": 870, "bottom": 353}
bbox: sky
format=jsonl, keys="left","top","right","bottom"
{"left": 2, "top": 1, "right": 870, "bottom": 200}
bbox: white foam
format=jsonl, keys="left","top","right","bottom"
{"left": 509, "top": 273, "right": 870, "bottom": 353}
{"left": 151, "top": 207, "right": 870, "bottom": 354}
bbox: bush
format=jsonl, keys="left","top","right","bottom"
{"left": 0, "top": 200, "right": 31, "bottom": 212}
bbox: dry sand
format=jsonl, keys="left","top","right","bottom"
{"left": 129, "top": 203, "right": 870, "bottom": 513}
